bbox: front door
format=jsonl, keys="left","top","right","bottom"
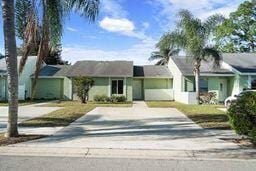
{"left": 133, "top": 79, "right": 143, "bottom": 100}
{"left": 219, "top": 79, "right": 227, "bottom": 102}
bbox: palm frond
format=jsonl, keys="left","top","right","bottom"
{"left": 155, "top": 59, "right": 167, "bottom": 66}
{"left": 203, "top": 47, "right": 222, "bottom": 68}
{"left": 148, "top": 51, "right": 164, "bottom": 61}
{"left": 47, "top": 0, "right": 64, "bottom": 48}
{"left": 64, "top": 0, "right": 100, "bottom": 21}
{"left": 19, "top": 6, "right": 38, "bottom": 74}
{"left": 203, "top": 14, "right": 225, "bottom": 35}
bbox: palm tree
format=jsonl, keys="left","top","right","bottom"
{"left": 16, "top": 0, "right": 100, "bottom": 97}
{"left": 149, "top": 33, "right": 180, "bottom": 65}
{"left": 1, "top": 0, "right": 19, "bottom": 137}
{"left": 171, "top": 10, "right": 225, "bottom": 104}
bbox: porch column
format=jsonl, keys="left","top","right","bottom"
{"left": 108, "top": 77, "right": 111, "bottom": 97}
{"left": 124, "top": 77, "right": 127, "bottom": 97}
{"left": 248, "top": 75, "right": 252, "bottom": 89}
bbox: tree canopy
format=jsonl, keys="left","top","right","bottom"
{"left": 214, "top": 0, "right": 256, "bottom": 52}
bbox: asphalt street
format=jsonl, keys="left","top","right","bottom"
{"left": 0, "top": 155, "right": 255, "bottom": 171}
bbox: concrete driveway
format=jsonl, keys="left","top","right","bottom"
{"left": 0, "top": 103, "right": 62, "bottom": 133}
{"left": 16, "top": 101, "right": 240, "bottom": 151}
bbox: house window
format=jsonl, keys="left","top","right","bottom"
{"left": 199, "top": 79, "right": 208, "bottom": 92}
{"left": 220, "top": 83, "right": 223, "bottom": 91}
{"left": 251, "top": 79, "right": 256, "bottom": 90}
{"left": 111, "top": 80, "right": 124, "bottom": 94}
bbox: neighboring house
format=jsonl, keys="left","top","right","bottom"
{"left": 0, "top": 56, "right": 37, "bottom": 101}
{"left": 1, "top": 53, "right": 255, "bottom": 104}
{"left": 168, "top": 53, "right": 256, "bottom": 104}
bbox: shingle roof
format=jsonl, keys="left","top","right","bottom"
{"left": 223, "top": 53, "right": 256, "bottom": 73}
{"left": 133, "top": 65, "right": 173, "bottom": 78}
{"left": 172, "top": 56, "right": 235, "bottom": 76}
{"left": 66, "top": 61, "right": 133, "bottom": 77}
{"left": 34, "top": 65, "right": 72, "bottom": 77}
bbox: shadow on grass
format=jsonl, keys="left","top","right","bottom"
{"left": 188, "top": 113, "right": 230, "bottom": 130}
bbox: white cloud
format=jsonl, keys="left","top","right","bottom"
{"left": 99, "top": 17, "right": 135, "bottom": 35}
{"left": 62, "top": 38, "right": 157, "bottom": 65}
{"left": 142, "top": 22, "right": 150, "bottom": 30}
{"left": 66, "top": 27, "right": 78, "bottom": 32}
{"left": 148, "top": 0, "right": 244, "bottom": 30}
{"left": 99, "top": 17, "right": 152, "bottom": 41}
{"left": 101, "top": 0, "right": 127, "bottom": 18}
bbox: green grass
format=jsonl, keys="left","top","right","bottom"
{"left": 146, "top": 101, "right": 230, "bottom": 130}
{"left": 20, "top": 101, "right": 132, "bottom": 127}
{"left": 0, "top": 100, "right": 48, "bottom": 106}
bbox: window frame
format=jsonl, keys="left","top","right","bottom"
{"left": 111, "top": 79, "right": 124, "bottom": 95}
{"left": 199, "top": 78, "right": 209, "bottom": 92}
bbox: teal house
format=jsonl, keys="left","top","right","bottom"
{"left": 0, "top": 53, "right": 255, "bottom": 104}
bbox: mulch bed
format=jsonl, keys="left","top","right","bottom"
{"left": 0, "top": 134, "right": 46, "bottom": 146}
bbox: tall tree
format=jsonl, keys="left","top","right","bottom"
{"left": 1, "top": 0, "right": 19, "bottom": 137}
{"left": 44, "top": 44, "right": 69, "bottom": 65}
{"left": 214, "top": 0, "right": 256, "bottom": 52}
{"left": 149, "top": 33, "right": 180, "bottom": 65}
{"left": 16, "top": 0, "right": 100, "bottom": 97}
{"left": 170, "top": 10, "right": 224, "bottom": 104}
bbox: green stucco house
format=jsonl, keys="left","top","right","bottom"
{"left": 168, "top": 53, "right": 256, "bottom": 104}
{"left": 0, "top": 53, "right": 255, "bottom": 104}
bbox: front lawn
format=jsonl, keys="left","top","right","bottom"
{"left": 20, "top": 101, "right": 132, "bottom": 127}
{"left": 146, "top": 101, "right": 230, "bottom": 129}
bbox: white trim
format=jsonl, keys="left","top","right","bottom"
{"left": 240, "top": 73, "right": 256, "bottom": 75}
{"left": 248, "top": 75, "right": 252, "bottom": 89}
{"left": 184, "top": 74, "right": 235, "bottom": 77}
{"left": 108, "top": 77, "right": 111, "bottom": 97}
{"left": 134, "top": 77, "right": 173, "bottom": 79}
{"left": 31, "top": 76, "right": 65, "bottom": 79}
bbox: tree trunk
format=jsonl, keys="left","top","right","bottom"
{"left": 2, "top": 0, "right": 19, "bottom": 137}
{"left": 194, "top": 61, "right": 201, "bottom": 105}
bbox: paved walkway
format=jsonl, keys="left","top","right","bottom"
{"left": 14, "top": 101, "right": 240, "bottom": 151}
{"left": 0, "top": 103, "right": 62, "bottom": 133}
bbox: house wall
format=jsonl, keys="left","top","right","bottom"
{"left": 19, "top": 56, "right": 37, "bottom": 98}
{"left": 0, "top": 77, "right": 7, "bottom": 101}
{"left": 34, "top": 78, "right": 63, "bottom": 99}
{"left": 168, "top": 59, "right": 184, "bottom": 101}
{"left": 84, "top": 77, "right": 133, "bottom": 102}
{"left": 183, "top": 76, "right": 233, "bottom": 102}
{"left": 63, "top": 77, "right": 72, "bottom": 100}
{"left": 144, "top": 78, "right": 172, "bottom": 89}
{"left": 143, "top": 78, "right": 173, "bottom": 101}
{"left": 88, "top": 77, "right": 110, "bottom": 101}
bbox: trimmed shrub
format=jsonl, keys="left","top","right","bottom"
{"left": 227, "top": 92, "right": 256, "bottom": 144}
{"left": 93, "top": 95, "right": 126, "bottom": 103}
{"left": 93, "top": 95, "right": 109, "bottom": 102}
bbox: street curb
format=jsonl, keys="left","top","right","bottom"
{"left": 0, "top": 146, "right": 256, "bottom": 161}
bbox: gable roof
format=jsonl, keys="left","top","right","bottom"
{"left": 66, "top": 61, "right": 133, "bottom": 77}
{"left": 223, "top": 53, "right": 256, "bottom": 73}
{"left": 172, "top": 56, "right": 234, "bottom": 76}
{"left": 34, "top": 65, "right": 72, "bottom": 77}
{"left": 134, "top": 65, "right": 173, "bottom": 78}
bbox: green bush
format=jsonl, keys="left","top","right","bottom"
{"left": 93, "top": 95, "right": 109, "bottom": 102}
{"left": 227, "top": 92, "right": 256, "bottom": 144}
{"left": 93, "top": 95, "right": 126, "bottom": 103}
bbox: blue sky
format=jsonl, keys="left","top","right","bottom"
{"left": 0, "top": 0, "right": 246, "bottom": 64}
